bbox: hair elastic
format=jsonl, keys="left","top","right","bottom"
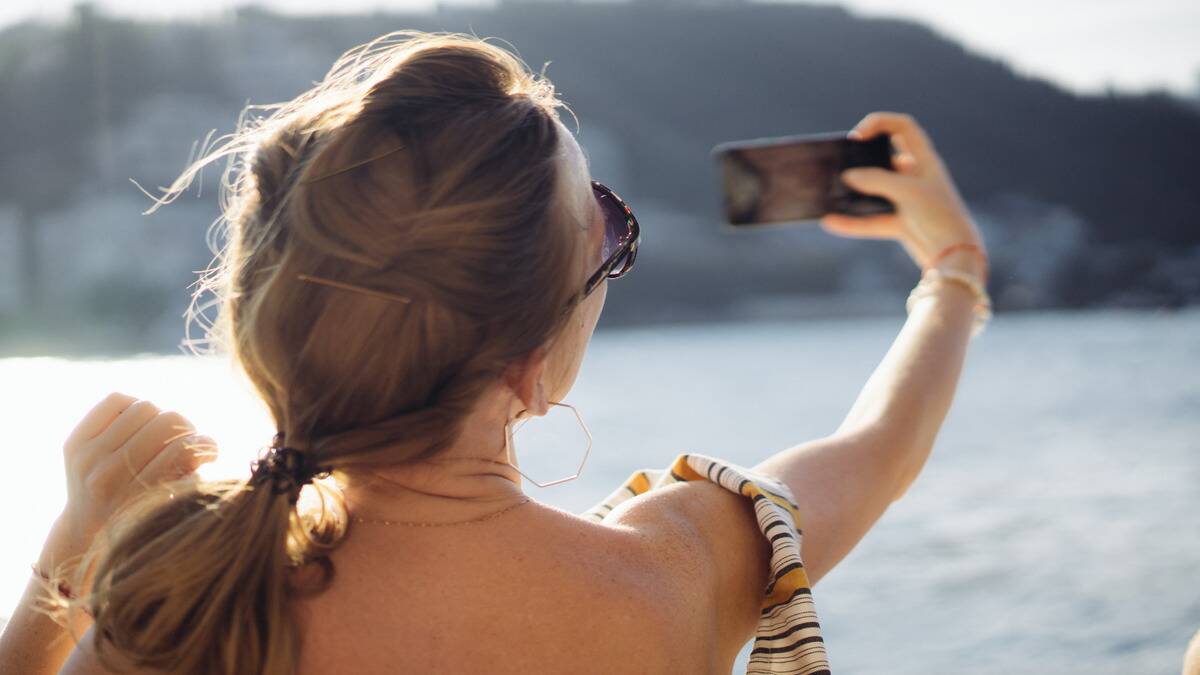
{"left": 249, "top": 433, "right": 331, "bottom": 503}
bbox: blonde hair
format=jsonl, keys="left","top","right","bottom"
{"left": 52, "top": 30, "right": 587, "bottom": 674}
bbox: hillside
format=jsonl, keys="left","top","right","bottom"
{"left": 1, "top": 2, "right": 1197, "bottom": 353}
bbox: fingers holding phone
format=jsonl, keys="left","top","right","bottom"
{"left": 848, "top": 111, "right": 939, "bottom": 176}
{"left": 822, "top": 111, "right": 985, "bottom": 271}
{"left": 817, "top": 166, "right": 919, "bottom": 239}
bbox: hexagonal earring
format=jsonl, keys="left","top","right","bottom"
{"left": 504, "top": 401, "right": 592, "bottom": 488}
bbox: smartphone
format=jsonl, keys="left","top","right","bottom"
{"left": 711, "top": 131, "right": 897, "bottom": 230}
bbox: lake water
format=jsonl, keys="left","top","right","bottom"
{"left": 2, "top": 306, "right": 1197, "bottom": 674}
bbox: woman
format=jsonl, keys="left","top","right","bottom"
{"left": 1, "top": 30, "right": 991, "bottom": 674}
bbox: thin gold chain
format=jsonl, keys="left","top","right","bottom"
{"left": 350, "top": 496, "right": 533, "bottom": 528}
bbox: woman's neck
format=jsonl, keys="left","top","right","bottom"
{"left": 336, "top": 404, "right": 528, "bottom": 523}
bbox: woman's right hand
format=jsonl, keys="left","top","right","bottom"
{"left": 820, "top": 111, "right": 988, "bottom": 279}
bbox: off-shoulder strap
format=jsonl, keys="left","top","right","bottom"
{"left": 583, "top": 453, "right": 832, "bottom": 675}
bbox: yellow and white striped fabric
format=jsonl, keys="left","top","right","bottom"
{"left": 583, "top": 453, "right": 831, "bottom": 675}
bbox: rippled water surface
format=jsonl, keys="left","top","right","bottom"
{"left": 3, "top": 307, "right": 1197, "bottom": 673}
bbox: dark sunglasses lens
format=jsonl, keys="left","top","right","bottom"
{"left": 595, "top": 188, "right": 632, "bottom": 261}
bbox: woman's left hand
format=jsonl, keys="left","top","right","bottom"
{"left": 41, "top": 392, "right": 219, "bottom": 574}
{"left": 5, "top": 397, "right": 218, "bottom": 675}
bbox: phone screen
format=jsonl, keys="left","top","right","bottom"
{"left": 711, "top": 131, "right": 896, "bottom": 229}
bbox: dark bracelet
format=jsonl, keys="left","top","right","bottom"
{"left": 31, "top": 563, "right": 75, "bottom": 599}
{"left": 31, "top": 563, "right": 94, "bottom": 617}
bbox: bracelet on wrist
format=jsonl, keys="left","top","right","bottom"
{"left": 31, "top": 563, "right": 95, "bottom": 617}
{"left": 906, "top": 267, "right": 993, "bottom": 338}
{"left": 31, "top": 563, "right": 76, "bottom": 600}
{"left": 925, "top": 242, "right": 989, "bottom": 284}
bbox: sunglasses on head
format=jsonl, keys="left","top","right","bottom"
{"left": 579, "top": 180, "right": 640, "bottom": 302}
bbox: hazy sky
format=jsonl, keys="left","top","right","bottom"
{"left": 1, "top": 0, "right": 1196, "bottom": 98}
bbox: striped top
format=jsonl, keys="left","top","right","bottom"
{"left": 582, "top": 454, "right": 832, "bottom": 675}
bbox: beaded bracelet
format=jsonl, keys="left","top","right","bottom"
{"left": 907, "top": 267, "right": 992, "bottom": 310}
{"left": 926, "top": 242, "right": 990, "bottom": 283}
{"left": 906, "top": 267, "right": 993, "bottom": 338}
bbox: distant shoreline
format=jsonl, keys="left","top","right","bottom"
{"left": 10, "top": 301, "right": 1192, "bottom": 360}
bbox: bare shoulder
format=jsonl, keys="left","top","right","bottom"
{"left": 1185, "top": 626, "right": 1200, "bottom": 675}
{"left": 599, "top": 479, "right": 772, "bottom": 657}
{"left": 60, "top": 626, "right": 161, "bottom": 675}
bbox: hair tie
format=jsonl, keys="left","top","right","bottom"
{"left": 249, "top": 432, "right": 330, "bottom": 503}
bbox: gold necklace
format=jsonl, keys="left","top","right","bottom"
{"left": 350, "top": 496, "right": 533, "bottom": 528}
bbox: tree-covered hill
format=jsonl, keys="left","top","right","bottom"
{"left": 1, "top": 2, "right": 1197, "bottom": 353}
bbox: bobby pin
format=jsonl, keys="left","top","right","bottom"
{"left": 296, "top": 273, "right": 412, "bottom": 304}
{"left": 299, "top": 142, "right": 408, "bottom": 184}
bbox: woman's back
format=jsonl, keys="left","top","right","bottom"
{"left": 296, "top": 495, "right": 740, "bottom": 674}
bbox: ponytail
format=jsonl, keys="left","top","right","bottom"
{"left": 71, "top": 462, "right": 343, "bottom": 674}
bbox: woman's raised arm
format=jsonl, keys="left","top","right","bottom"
{"left": 753, "top": 111, "right": 990, "bottom": 584}
{"left": 754, "top": 271, "right": 980, "bottom": 584}
{"left": 617, "top": 113, "right": 991, "bottom": 635}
